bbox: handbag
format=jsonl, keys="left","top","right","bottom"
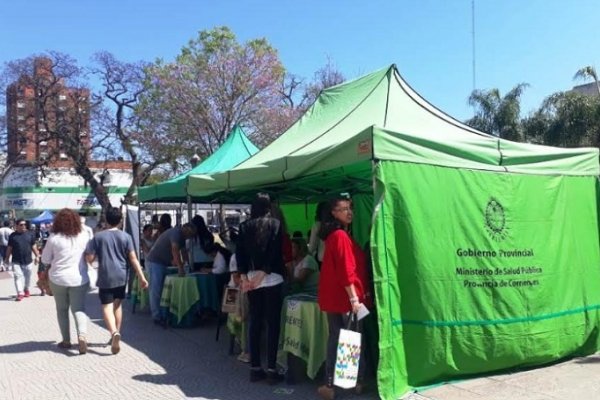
{"left": 333, "top": 314, "right": 361, "bottom": 389}
{"left": 221, "top": 286, "right": 240, "bottom": 314}
{"left": 36, "top": 269, "right": 53, "bottom": 296}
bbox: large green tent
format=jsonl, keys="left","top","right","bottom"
{"left": 187, "top": 65, "right": 600, "bottom": 400}
{"left": 138, "top": 125, "right": 258, "bottom": 203}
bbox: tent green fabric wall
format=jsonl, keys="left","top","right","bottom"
{"left": 184, "top": 65, "right": 600, "bottom": 400}
{"left": 138, "top": 125, "right": 258, "bottom": 202}
{"left": 373, "top": 161, "right": 600, "bottom": 397}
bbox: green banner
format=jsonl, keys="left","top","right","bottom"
{"left": 372, "top": 161, "right": 600, "bottom": 400}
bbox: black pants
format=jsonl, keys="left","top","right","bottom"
{"left": 247, "top": 283, "right": 283, "bottom": 370}
{"left": 325, "top": 312, "right": 366, "bottom": 386}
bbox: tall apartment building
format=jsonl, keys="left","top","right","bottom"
{"left": 5, "top": 57, "right": 91, "bottom": 165}
{"left": 2, "top": 57, "right": 132, "bottom": 221}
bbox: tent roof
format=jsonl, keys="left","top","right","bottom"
{"left": 138, "top": 125, "right": 258, "bottom": 202}
{"left": 186, "top": 65, "right": 599, "bottom": 203}
{"left": 31, "top": 210, "right": 54, "bottom": 224}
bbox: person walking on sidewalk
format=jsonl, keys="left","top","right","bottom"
{"left": 85, "top": 207, "right": 148, "bottom": 355}
{"left": 5, "top": 219, "right": 40, "bottom": 301}
{"left": 40, "top": 209, "right": 91, "bottom": 354}
{"left": 0, "top": 221, "right": 13, "bottom": 272}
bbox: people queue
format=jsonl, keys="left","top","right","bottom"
{"left": 1, "top": 197, "right": 375, "bottom": 398}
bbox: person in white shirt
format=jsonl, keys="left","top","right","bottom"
{"left": 41, "top": 209, "right": 91, "bottom": 354}
{"left": 286, "top": 238, "right": 320, "bottom": 296}
{"left": 0, "top": 221, "right": 14, "bottom": 272}
{"left": 80, "top": 216, "right": 94, "bottom": 241}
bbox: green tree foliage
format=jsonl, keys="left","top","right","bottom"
{"left": 523, "top": 91, "right": 600, "bottom": 148}
{"left": 138, "top": 26, "right": 287, "bottom": 166}
{"left": 465, "top": 83, "right": 529, "bottom": 141}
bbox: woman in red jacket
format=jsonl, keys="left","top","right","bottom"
{"left": 317, "top": 197, "right": 372, "bottom": 400}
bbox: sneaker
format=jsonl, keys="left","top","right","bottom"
{"left": 78, "top": 336, "right": 87, "bottom": 355}
{"left": 57, "top": 341, "right": 72, "bottom": 349}
{"left": 237, "top": 352, "right": 250, "bottom": 363}
{"left": 24, "top": 290, "right": 30, "bottom": 298}
{"left": 15, "top": 294, "right": 24, "bottom": 302}
{"left": 0, "top": 266, "right": 4, "bottom": 272}
{"left": 317, "top": 385, "right": 335, "bottom": 400}
{"left": 249, "top": 369, "right": 267, "bottom": 382}
{"left": 266, "top": 369, "right": 285, "bottom": 385}
{"left": 111, "top": 332, "right": 121, "bottom": 354}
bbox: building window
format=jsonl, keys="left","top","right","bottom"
{"left": 16, "top": 101, "right": 25, "bottom": 108}
{"left": 18, "top": 126, "right": 25, "bottom": 132}
{"left": 19, "top": 150, "right": 27, "bottom": 155}
{"left": 58, "top": 94, "right": 67, "bottom": 101}
{"left": 39, "top": 126, "right": 46, "bottom": 132}
{"left": 39, "top": 141, "right": 48, "bottom": 147}
{"left": 40, "top": 152, "right": 48, "bottom": 160}
{"left": 17, "top": 115, "right": 24, "bottom": 121}
{"left": 59, "top": 152, "right": 68, "bottom": 160}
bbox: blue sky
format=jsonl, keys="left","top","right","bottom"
{"left": 2, "top": 0, "right": 599, "bottom": 121}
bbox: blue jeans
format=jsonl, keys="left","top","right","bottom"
{"left": 146, "top": 260, "right": 167, "bottom": 321}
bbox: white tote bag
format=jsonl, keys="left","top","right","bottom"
{"left": 333, "top": 315, "right": 361, "bottom": 389}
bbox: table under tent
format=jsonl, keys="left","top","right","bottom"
{"left": 182, "top": 65, "right": 600, "bottom": 400}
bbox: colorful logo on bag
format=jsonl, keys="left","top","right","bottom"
{"left": 484, "top": 198, "right": 508, "bottom": 241}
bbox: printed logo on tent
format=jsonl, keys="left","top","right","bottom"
{"left": 484, "top": 198, "right": 508, "bottom": 241}
{"left": 357, "top": 139, "right": 372, "bottom": 155}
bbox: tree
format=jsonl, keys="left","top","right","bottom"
{"left": 0, "top": 52, "right": 114, "bottom": 211}
{"left": 302, "top": 56, "right": 346, "bottom": 107}
{"left": 523, "top": 91, "right": 600, "bottom": 148}
{"left": 139, "top": 26, "right": 286, "bottom": 161}
{"left": 466, "top": 83, "right": 529, "bottom": 141}
{"left": 89, "top": 51, "right": 184, "bottom": 204}
{"left": 0, "top": 51, "right": 183, "bottom": 215}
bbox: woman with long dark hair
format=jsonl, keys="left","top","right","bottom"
{"left": 190, "top": 214, "right": 214, "bottom": 271}
{"left": 317, "top": 197, "right": 372, "bottom": 400}
{"left": 41, "top": 208, "right": 91, "bottom": 354}
{"left": 308, "top": 201, "right": 330, "bottom": 265}
{"left": 236, "top": 193, "right": 285, "bottom": 384}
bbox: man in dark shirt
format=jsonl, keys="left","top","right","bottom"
{"left": 85, "top": 207, "right": 148, "bottom": 354}
{"left": 145, "top": 223, "right": 196, "bottom": 325}
{"left": 5, "top": 219, "right": 40, "bottom": 301}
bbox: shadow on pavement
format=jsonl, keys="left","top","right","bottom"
{"left": 0, "top": 340, "right": 78, "bottom": 357}
{"left": 83, "top": 289, "right": 377, "bottom": 400}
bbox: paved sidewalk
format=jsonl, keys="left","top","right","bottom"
{"left": 2, "top": 269, "right": 600, "bottom": 400}
{"left": 0, "top": 271, "right": 375, "bottom": 400}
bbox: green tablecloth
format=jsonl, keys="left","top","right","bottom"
{"left": 131, "top": 271, "right": 150, "bottom": 311}
{"left": 279, "top": 295, "right": 329, "bottom": 379}
{"left": 131, "top": 267, "right": 179, "bottom": 312}
{"left": 227, "top": 314, "right": 248, "bottom": 351}
{"left": 160, "top": 275, "right": 200, "bottom": 325}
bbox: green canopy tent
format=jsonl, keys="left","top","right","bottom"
{"left": 138, "top": 125, "right": 259, "bottom": 203}
{"left": 187, "top": 65, "right": 600, "bottom": 400}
